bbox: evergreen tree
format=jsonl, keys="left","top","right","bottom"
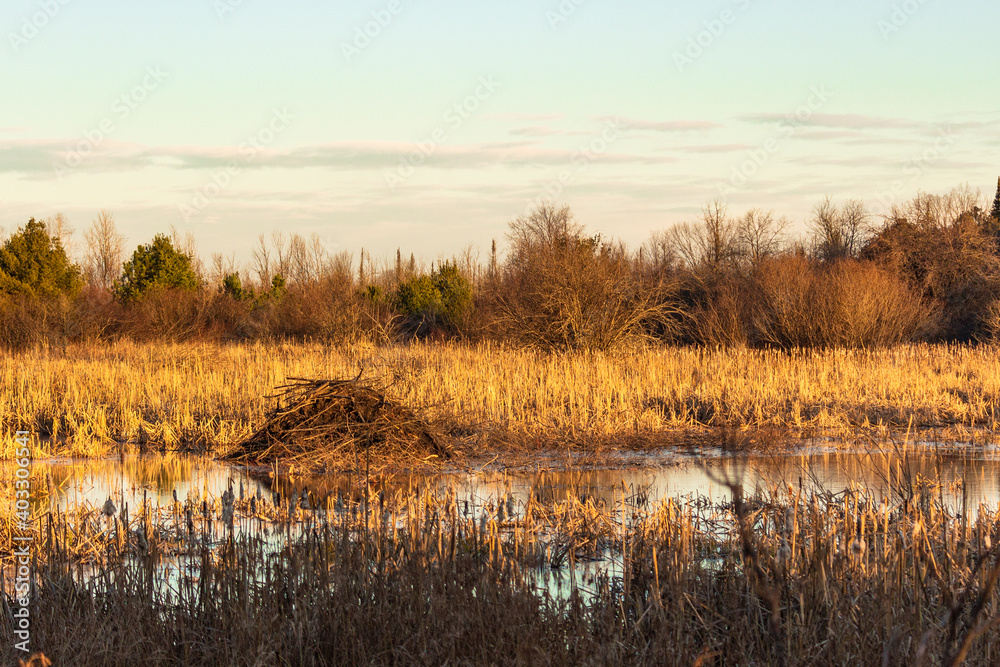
{"left": 114, "top": 234, "right": 199, "bottom": 301}
{"left": 0, "top": 218, "right": 82, "bottom": 297}
{"left": 221, "top": 272, "right": 252, "bottom": 300}
{"left": 991, "top": 177, "right": 1000, "bottom": 222}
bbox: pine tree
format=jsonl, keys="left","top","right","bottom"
{"left": 0, "top": 218, "right": 82, "bottom": 297}
{"left": 991, "top": 177, "right": 1000, "bottom": 222}
{"left": 113, "top": 234, "right": 199, "bottom": 301}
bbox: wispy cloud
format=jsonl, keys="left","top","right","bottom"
{"left": 667, "top": 143, "right": 754, "bottom": 154}
{"left": 741, "top": 113, "right": 918, "bottom": 130}
{"left": 483, "top": 112, "right": 565, "bottom": 123}
{"left": 617, "top": 118, "right": 723, "bottom": 133}
{"left": 508, "top": 126, "right": 592, "bottom": 137}
{"left": 1, "top": 138, "right": 676, "bottom": 178}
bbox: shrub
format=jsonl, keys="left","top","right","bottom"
{"left": 393, "top": 262, "right": 473, "bottom": 332}
{"left": 749, "top": 255, "right": 937, "bottom": 348}
{"left": 395, "top": 275, "right": 440, "bottom": 318}
{"left": 492, "top": 204, "right": 669, "bottom": 350}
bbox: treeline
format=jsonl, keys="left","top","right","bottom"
{"left": 2, "top": 181, "right": 1000, "bottom": 351}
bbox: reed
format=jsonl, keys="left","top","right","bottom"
{"left": 1, "top": 341, "right": 999, "bottom": 461}
{"left": 3, "top": 459, "right": 1000, "bottom": 665}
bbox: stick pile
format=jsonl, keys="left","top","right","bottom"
{"left": 229, "top": 376, "right": 450, "bottom": 470}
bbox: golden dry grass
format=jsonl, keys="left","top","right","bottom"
{"left": 1, "top": 340, "right": 999, "bottom": 459}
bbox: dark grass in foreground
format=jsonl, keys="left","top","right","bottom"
{"left": 4, "top": 466, "right": 1000, "bottom": 665}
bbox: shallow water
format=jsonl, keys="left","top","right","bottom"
{"left": 8, "top": 443, "right": 1000, "bottom": 518}
{"left": 6, "top": 444, "right": 1000, "bottom": 602}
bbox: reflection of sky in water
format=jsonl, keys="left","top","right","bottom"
{"left": 5, "top": 447, "right": 1000, "bottom": 601}
{"left": 5, "top": 446, "right": 1000, "bottom": 516}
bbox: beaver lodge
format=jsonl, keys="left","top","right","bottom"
{"left": 227, "top": 376, "right": 451, "bottom": 472}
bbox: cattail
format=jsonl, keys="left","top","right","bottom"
{"left": 784, "top": 507, "right": 795, "bottom": 534}
{"left": 776, "top": 537, "right": 791, "bottom": 567}
{"left": 102, "top": 497, "right": 117, "bottom": 517}
{"left": 221, "top": 488, "right": 235, "bottom": 528}
{"left": 850, "top": 535, "right": 866, "bottom": 558}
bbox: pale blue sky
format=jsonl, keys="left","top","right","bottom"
{"left": 1, "top": 0, "right": 998, "bottom": 266}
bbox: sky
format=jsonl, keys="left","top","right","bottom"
{"left": 1, "top": 0, "right": 998, "bottom": 268}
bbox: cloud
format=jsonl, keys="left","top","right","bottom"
{"left": 483, "top": 112, "right": 565, "bottom": 123}
{"left": 617, "top": 118, "right": 723, "bottom": 132}
{"left": 740, "top": 113, "right": 918, "bottom": 130}
{"left": 669, "top": 144, "right": 754, "bottom": 154}
{"left": 507, "top": 126, "right": 593, "bottom": 137}
{"left": 0, "top": 137, "right": 675, "bottom": 178}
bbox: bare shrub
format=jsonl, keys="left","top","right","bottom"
{"left": 119, "top": 289, "right": 215, "bottom": 341}
{"left": 687, "top": 279, "right": 749, "bottom": 347}
{"left": 750, "top": 255, "right": 938, "bottom": 348}
{"left": 748, "top": 253, "right": 817, "bottom": 347}
{"left": 493, "top": 204, "right": 675, "bottom": 350}
{"left": 982, "top": 299, "right": 1000, "bottom": 343}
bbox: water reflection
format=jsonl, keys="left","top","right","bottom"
{"left": 6, "top": 445, "right": 1000, "bottom": 518}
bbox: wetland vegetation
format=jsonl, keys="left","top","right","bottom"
{"left": 3, "top": 184, "right": 1000, "bottom": 663}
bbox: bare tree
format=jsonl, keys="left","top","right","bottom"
{"left": 734, "top": 209, "right": 789, "bottom": 267}
{"left": 288, "top": 233, "right": 313, "bottom": 283}
{"left": 809, "top": 197, "right": 871, "bottom": 261}
{"left": 210, "top": 252, "right": 238, "bottom": 288}
{"left": 169, "top": 224, "right": 204, "bottom": 279}
{"left": 309, "top": 233, "right": 329, "bottom": 278}
{"left": 44, "top": 212, "right": 77, "bottom": 260}
{"left": 700, "top": 201, "right": 736, "bottom": 268}
{"left": 662, "top": 201, "right": 737, "bottom": 271}
{"left": 84, "top": 210, "right": 125, "bottom": 290}
{"left": 271, "top": 230, "right": 290, "bottom": 279}
{"left": 641, "top": 229, "right": 679, "bottom": 277}
{"left": 251, "top": 233, "right": 272, "bottom": 289}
